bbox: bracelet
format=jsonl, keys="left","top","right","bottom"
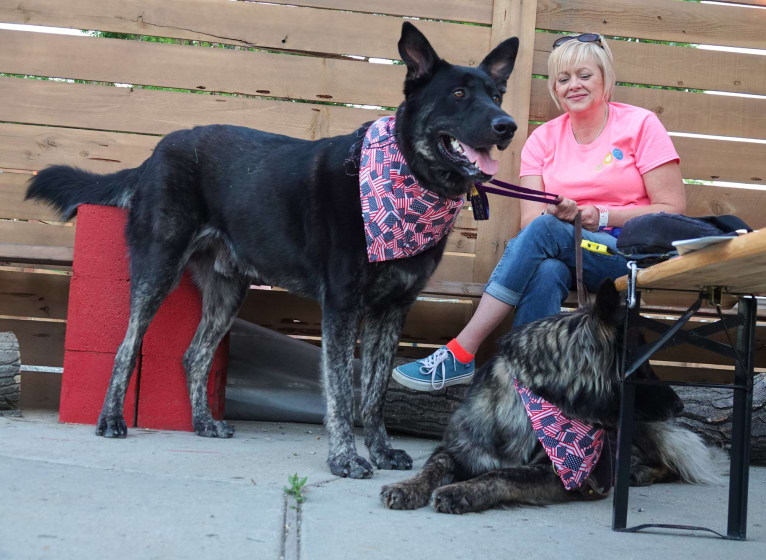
{"left": 596, "top": 206, "right": 609, "bottom": 228}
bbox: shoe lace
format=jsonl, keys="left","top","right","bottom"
{"left": 418, "top": 347, "right": 453, "bottom": 390}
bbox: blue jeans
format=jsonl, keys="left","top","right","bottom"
{"left": 485, "top": 214, "right": 628, "bottom": 328}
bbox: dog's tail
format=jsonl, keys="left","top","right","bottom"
{"left": 646, "top": 421, "right": 726, "bottom": 485}
{"left": 26, "top": 162, "right": 146, "bottom": 221}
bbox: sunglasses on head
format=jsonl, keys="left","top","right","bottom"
{"left": 552, "top": 33, "right": 603, "bottom": 49}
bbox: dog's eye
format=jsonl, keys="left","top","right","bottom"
{"left": 453, "top": 88, "right": 466, "bottom": 99}
{"left": 492, "top": 95, "right": 501, "bottom": 105}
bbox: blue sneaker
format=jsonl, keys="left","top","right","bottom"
{"left": 392, "top": 346, "right": 475, "bottom": 391}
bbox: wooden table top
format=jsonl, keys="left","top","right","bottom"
{"left": 614, "top": 228, "right": 766, "bottom": 296}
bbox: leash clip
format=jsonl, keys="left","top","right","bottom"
{"left": 626, "top": 261, "right": 639, "bottom": 309}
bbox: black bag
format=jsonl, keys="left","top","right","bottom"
{"left": 616, "top": 213, "right": 751, "bottom": 265}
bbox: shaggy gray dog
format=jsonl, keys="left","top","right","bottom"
{"left": 382, "top": 280, "right": 720, "bottom": 513}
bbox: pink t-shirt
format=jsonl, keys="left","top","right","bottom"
{"left": 520, "top": 102, "right": 679, "bottom": 208}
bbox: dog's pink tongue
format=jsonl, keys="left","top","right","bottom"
{"left": 460, "top": 142, "right": 499, "bottom": 176}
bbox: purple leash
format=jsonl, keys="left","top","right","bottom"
{"left": 471, "top": 178, "right": 586, "bottom": 306}
{"left": 470, "top": 178, "right": 560, "bottom": 221}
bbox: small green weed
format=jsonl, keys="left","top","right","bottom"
{"left": 284, "top": 473, "right": 308, "bottom": 503}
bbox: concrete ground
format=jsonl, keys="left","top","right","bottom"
{"left": 0, "top": 410, "right": 764, "bottom": 560}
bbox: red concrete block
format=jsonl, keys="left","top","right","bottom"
{"left": 59, "top": 349, "right": 138, "bottom": 426}
{"left": 72, "top": 204, "right": 131, "bottom": 281}
{"left": 136, "top": 339, "right": 229, "bottom": 431}
{"left": 142, "top": 273, "right": 203, "bottom": 359}
{"left": 64, "top": 275, "right": 131, "bottom": 354}
{"left": 61, "top": 204, "right": 231, "bottom": 432}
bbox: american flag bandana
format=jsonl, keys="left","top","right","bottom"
{"left": 514, "top": 378, "right": 605, "bottom": 491}
{"left": 359, "top": 116, "right": 464, "bottom": 262}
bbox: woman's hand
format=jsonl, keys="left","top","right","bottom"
{"left": 579, "top": 205, "right": 600, "bottom": 231}
{"left": 546, "top": 196, "right": 579, "bottom": 222}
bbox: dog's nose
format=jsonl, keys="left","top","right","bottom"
{"left": 491, "top": 116, "right": 517, "bottom": 138}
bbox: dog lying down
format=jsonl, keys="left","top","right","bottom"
{"left": 382, "top": 280, "right": 722, "bottom": 513}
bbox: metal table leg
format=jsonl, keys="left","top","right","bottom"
{"left": 727, "top": 297, "right": 755, "bottom": 540}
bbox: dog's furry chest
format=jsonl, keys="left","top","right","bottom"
{"left": 443, "top": 357, "right": 544, "bottom": 477}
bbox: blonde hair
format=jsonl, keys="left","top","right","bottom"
{"left": 547, "top": 35, "right": 615, "bottom": 111}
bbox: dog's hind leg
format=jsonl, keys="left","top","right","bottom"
{"left": 381, "top": 449, "right": 457, "bottom": 510}
{"left": 97, "top": 246, "right": 190, "bottom": 437}
{"left": 321, "top": 302, "right": 372, "bottom": 478}
{"left": 184, "top": 257, "right": 250, "bottom": 438}
{"left": 431, "top": 464, "right": 573, "bottom": 514}
{"left": 359, "top": 305, "right": 413, "bottom": 470}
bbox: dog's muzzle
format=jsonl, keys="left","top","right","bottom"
{"left": 492, "top": 115, "right": 517, "bottom": 149}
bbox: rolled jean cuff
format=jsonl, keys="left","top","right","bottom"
{"left": 484, "top": 281, "right": 522, "bottom": 306}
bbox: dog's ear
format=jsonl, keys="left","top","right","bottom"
{"left": 593, "top": 278, "right": 621, "bottom": 323}
{"left": 478, "top": 37, "right": 519, "bottom": 92}
{"left": 398, "top": 22, "right": 440, "bottom": 81}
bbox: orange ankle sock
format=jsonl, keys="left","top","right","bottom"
{"left": 446, "top": 339, "right": 475, "bottom": 364}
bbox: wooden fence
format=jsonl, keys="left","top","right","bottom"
{"left": 1, "top": 0, "right": 765, "bottom": 400}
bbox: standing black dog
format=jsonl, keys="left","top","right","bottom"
{"left": 26, "top": 23, "right": 519, "bottom": 478}
{"left": 381, "top": 280, "right": 721, "bottom": 512}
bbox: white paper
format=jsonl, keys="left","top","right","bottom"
{"left": 671, "top": 236, "right": 735, "bottom": 255}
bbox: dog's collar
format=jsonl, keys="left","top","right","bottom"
{"left": 359, "top": 116, "right": 464, "bottom": 262}
{"left": 513, "top": 378, "right": 605, "bottom": 491}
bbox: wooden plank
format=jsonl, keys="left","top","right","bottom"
{"left": 0, "top": 0, "right": 490, "bottom": 66}
{"left": 473, "top": 0, "right": 537, "bottom": 284}
{"left": 651, "top": 363, "right": 733, "bottom": 386}
{"left": 536, "top": 0, "right": 766, "bottom": 49}
{"left": 0, "top": 245, "right": 74, "bottom": 267}
{"left": 614, "top": 228, "right": 766, "bottom": 294}
{"left": 0, "top": 93, "right": 476, "bottom": 252}
{"left": 685, "top": 183, "right": 766, "bottom": 230}
{"left": 430, "top": 253, "right": 475, "bottom": 285}
{"left": 532, "top": 32, "right": 766, "bottom": 96}
{"left": 0, "top": 269, "right": 70, "bottom": 320}
{"left": 20, "top": 370, "right": 62, "bottom": 411}
{"left": 0, "top": 122, "right": 158, "bottom": 173}
{"left": 0, "top": 221, "right": 74, "bottom": 248}
{"left": 529, "top": 79, "right": 766, "bottom": 141}
{"left": 0, "top": 76, "right": 390, "bottom": 139}
{"left": 0, "top": 29, "right": 408, "bottom": 108}
{"left": 238, "top": 288, "right": 475, "bottom": 345}
{"left": 643, "top": 320, "right": 766, "bottom": 368}
{"left": 257, "top": 0, "right": 493, "bottom": 24}
{"left": 0, "top": 172, "right": 62, "bottom": 221}
{"left": 674, "top": 136, "right": 766, "bottom": 185}
{"left": 444, "top": 227, "right": 476, "bottom": 254}
{"left": 0, "top": 319, "right": 65, "bottom": 367}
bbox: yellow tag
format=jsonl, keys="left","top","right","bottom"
{"left": 580, "top": 239, "right": 611, "bottom": 255}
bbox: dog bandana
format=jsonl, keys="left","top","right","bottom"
{"left": 514, "top": 378, "right": 605, "bottom": 491}
{"left": 359, "top": 116, "right": 464, "bottom": 262}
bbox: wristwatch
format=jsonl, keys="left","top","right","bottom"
{"left": 596, "top": 206, "right": 609, "bottom": 229}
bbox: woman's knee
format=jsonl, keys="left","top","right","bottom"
{"left": 517, "top": 213, "right": 573, "bottom": 248}
{"left": 532, "top": 258, "right": 571, "bottom": 293}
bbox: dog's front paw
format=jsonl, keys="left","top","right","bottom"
{"left": 380, "top": 483, "right": 430, "bottom": 510}
{"left": 194, "top": 418, "right": 235, "bottom": 438}
{"left": 371, "top": 448, "right": 413, "bottom": 471}
{"left": 432, "top": 484, "right": 477, "bottom": 514}
{"left": 328, "top": 453, "right": 374, "bottom": 479}
{"left": 96, "top": 414, "right": 127, "bottom": 438}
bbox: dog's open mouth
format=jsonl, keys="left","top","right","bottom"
{"left": 440, "top": 135, "right": 499, "bottom": 177}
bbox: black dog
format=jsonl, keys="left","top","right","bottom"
{"left": 26, "top": 23, "right": 520, "bottom": 478}
{"left": 381, "top": 280, "right": 721, "bottom": 512}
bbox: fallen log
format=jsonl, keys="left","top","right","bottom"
{"left": 384, "top": 370, "right": 766, "bottom": 466}
{"left": 674, "top": 374, "right": 766, "bottom": 465}
{"left": 0, "top": 332, "right": 21, "bottom": 415}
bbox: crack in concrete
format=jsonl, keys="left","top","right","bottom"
{"left": 280, "top": 494, "right": 301, "bottom": 560}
